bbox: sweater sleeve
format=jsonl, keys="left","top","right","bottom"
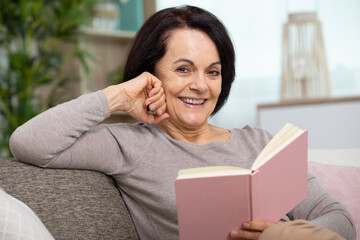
{"left": 287, "top": 173, "right": 356, "bottom": 240}
{"left": 9, "top": 91, "right": 126, "bottom": 174}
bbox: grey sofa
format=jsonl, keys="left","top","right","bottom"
{"left": 0, "top": 157, "right": 139, "bottom": 240}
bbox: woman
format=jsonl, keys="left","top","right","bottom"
{"left": 10, "top": 5, "right": 355, "bottom": 240}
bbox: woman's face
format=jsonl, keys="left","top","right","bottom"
{"left": 154, "top": 28, "right": 222, "bottom": 128}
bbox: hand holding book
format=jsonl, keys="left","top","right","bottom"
{"left": 230, "top": 220, "right": 282, "bottom": 239}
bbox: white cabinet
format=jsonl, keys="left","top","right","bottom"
{"left": 257, "top": 97, "right": 360, "bottom": 149}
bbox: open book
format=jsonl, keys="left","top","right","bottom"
{"left": 175, "top": 123, "right": 308, "bottom": 240}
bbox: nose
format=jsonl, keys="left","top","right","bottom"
{"left": 189, "top": 73, "right": 208, "bottom": 92}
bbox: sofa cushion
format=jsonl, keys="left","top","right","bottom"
{"left": 0, "top": 158, "right": 139, "bottom": 240}
{"left": 308, "top": 161, "right": 360, "bottom": 237}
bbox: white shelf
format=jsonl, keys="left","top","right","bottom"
{"left": 81, "top": 27, "right": 136, "bottom": 40}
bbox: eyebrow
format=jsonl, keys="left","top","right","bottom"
{"left": 174, "top": 58, "right": 221, "bottom": 67}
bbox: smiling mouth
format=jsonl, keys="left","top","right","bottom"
{"left": 179, "top": 97, "right": 205, "bottom": 105}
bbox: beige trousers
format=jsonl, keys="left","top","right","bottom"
{"left": 259, "top": 220, "right": 345, "bottom": 240}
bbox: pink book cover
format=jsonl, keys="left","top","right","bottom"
{"left": 251, "top": 130, "right": 308, "bottom": 222}
{"left": 175, "top": 173, "right": 252, "bottom": 240}
{"left": 175, "top": 130, "right": 308, "bottom": 240}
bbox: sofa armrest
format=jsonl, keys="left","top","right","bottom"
{"left": 0, "top": 158, "right": 139, "bottom": 240}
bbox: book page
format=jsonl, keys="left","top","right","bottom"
{"left": 176, "top": 123, "right": 304, "bottom": 178}
{"left": 251, "top": 123, "right": 303, "bottom": 170}
{"left": 177, "top": 166, "right": 251, "bottom": 179}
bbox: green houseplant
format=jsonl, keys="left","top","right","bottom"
{"left": 0, "top": 0, "right": 95, "bottom": 157}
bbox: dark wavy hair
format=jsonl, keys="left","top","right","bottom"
{"left": 123, "top": 5, "right": 235, "bottom": 115}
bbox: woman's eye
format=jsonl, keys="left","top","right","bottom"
{"left": 208, "top": 70, "right": 220, "bottom": 76}
{"left": 176, "top": 67, "right": 189, "bottom": 73}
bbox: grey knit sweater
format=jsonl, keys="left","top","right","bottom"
{"left": 10, "top": 91, "right": 356, "bottom": 240}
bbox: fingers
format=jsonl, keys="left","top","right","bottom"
{"left": 143, "top": 110, "right": 170, "bottom": 124}
{"left": 120, "top": 72, "right": 168, "bottom": 123}
{"left": 231, "top": 221, "right": 276, "bottom": 239}
{"left": 146, "top": 89, "right": 166, "bottom": 114}
{"left": 144, "top": 75, "right": 167, "bottom": 117}
{"left": 147, "top": 76, "right": 161, "bottom": 96}
{"left": 231, "top": 229, "right": 261, "bottom": 239}
{"left": 152, "top": 112, "right": 170, "bottom": 124}
{"left": 242, "top": 221, "right": 275, "bottom": 231}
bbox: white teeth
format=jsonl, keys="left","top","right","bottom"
{"left": 180, "top": 98, "right": 205, "bottom": 105}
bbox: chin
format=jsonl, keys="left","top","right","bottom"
{"left": 180, "top": 114, "right": 209, "bottom": 128}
